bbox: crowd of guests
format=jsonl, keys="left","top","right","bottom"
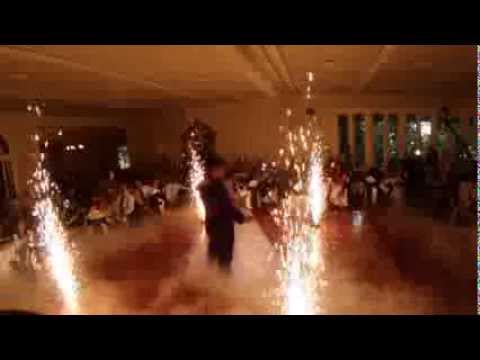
{"left": 221, "top": 154, "right": 396, "bottom": 213}
{"left": 224, "top": 148, "right": 476, "bottom": 226}
{"left": 1, "top": 145, "right": 476, "bottom": 245}
{"left": 0, "top": 145, "right": 476, "bottom": 274}
{"left": 60, "top": 173, "right": 190, "bottom": 235}
{"left": 403, "top": 146, "right": 476, "bottom": 224}
{"left": 1, "top": 168, "right": 194, "bottom": 270}
{"left": 0, "top": 170, "right": 191, "bottom": 246}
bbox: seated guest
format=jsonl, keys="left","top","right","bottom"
{"left": 86, "top": 197, "right": 109, "bottom": 235}
{"left": 328, "top": 172, "right": 348, "bottom": 209}
{"left": 378, "top": 178, "right": 394, "bottom": 206}
{"left": 150, "top": 180, "right": 167, "bottom": 214}
{"left": 62, "top": 188, "right": 88, "bottom": 227}
{"left": 156, "top": 196, "right": 166, "bottom": 215}
{"left": 365, "top": 168, "right": 380, "bottom": 206}
{"left": 261, "top": 178, "right": 279, "bottom": 208}
{"left": 138, "top": 181, "right": 164, "bottom": 214}
{"left": 262, "top": 189, "right": 278, "bottom": 207}
{"left": 164, "top": 182, "right": 189, "bottom": 206}
{"left": 119, "top": 183, "right": 135, "bottom": 224}
{"left": 247, "top": 179, "right": 259, "bottom": 209}
{"left": 237, "top": 182, "right": 252, "bottom": 209}
{"left": 105, "top": 188, "right": 122, "bottom": 224}
{"left": 139, "top": 181, "right": 161, "bottom": 199}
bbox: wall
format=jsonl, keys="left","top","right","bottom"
{"left": 0, "top": 111, "right": 130, "bottom": 194}
{"left": 1, "top": 95, "right": 474, "bottom": 192}
{"left": 187, "top": 99, "right": 285, "bottom": 160}
{"left": 186, "top": 95, "right": 476, "bottom": 161}
{"left": 123, "top": 104, "right": 188, "bottom": 165}
{"left": 0, "top": 103, "right": 189, "bottom": 193}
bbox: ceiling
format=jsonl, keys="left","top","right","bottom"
{"left": 0, "top": 45, "right": 475, "bottom": 109}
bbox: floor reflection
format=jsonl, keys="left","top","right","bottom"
{"left": 0, "top": 206, "right": 476, "bottom": 314}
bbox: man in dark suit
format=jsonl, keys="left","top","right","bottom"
{"left": 198, "top": 156, "right": 246, "bottom": 272}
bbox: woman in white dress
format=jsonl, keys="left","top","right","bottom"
{"left": 328, "top": 172, "right": 348, "bottom": 209}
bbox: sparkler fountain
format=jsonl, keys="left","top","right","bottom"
{"left": 30, "top": 155, "right": 80, "bottom": 313}
{"left": 183, "top": 119, "right": 214, "bottom": 222}
{"left": 308, "top": 143, "right": 327, "bottom": 226}
{"left": 189, "top": 143, "right": 206, "bottom": 222}
{"left": 271, "top": 72, "right": 328, "bottom": 314}
{"left": 26, "top": 110, "right": 80, "bottom": 314}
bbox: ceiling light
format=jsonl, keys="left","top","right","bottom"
{"left": 34, "top": 105, "right": 42, "bottom": 117}
{"left": 27, "top": 100, "right": 46, "bottom": 117}
{"left": 324, "top": 59, "right": 335, "bottom": 68}
{"left": 306, "top": 72, "right": 314, "bottom": 82}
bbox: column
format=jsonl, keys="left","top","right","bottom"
{"left": 365, "top": 114, "right": 374, "bottom": 169}
{"left": 397, "top": 114, "right": 407, "bottom": 158}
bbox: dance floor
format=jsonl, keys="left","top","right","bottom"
{"left": 0, "top": 206, "right": 476, "bottom": 315}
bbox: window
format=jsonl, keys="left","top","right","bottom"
{"left": 337, "top": 115, "right": 349, "bottom": 161}
{"left": 420, "top": 120, "right": 431, "bottom": 136}
{"left": 353, "top": 114, "right": 365, "bottom": 167}
{"left": 387, "top": 114, "right": 398, "bottom": 159}
{"left": 118, "top": 146, "right": 131, "bottom": 169}
{"left": 373, "top": 114, "right": 384, "bottom": 167}
{"left": 419, "top": 117, "right": 432, "bottom": 152}
{"left": 406, "top": 114, "right": 421, "bottom": 156}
